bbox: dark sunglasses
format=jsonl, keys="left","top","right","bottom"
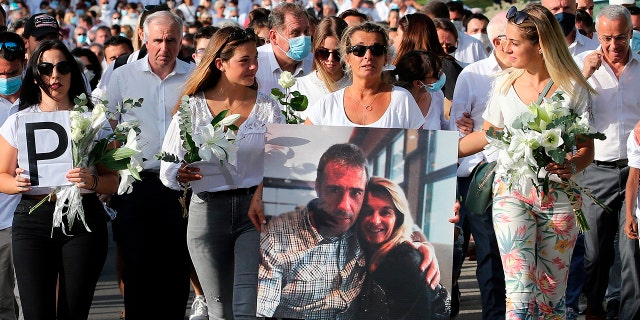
{"left": 346, "top": 44, "right": 386, "bottom": 57}
{"left": 143, "top": 4, "right": 169, "bottom": 12}
{"left": 506, "top": 6, "right": 529, "bottom": 25}
{"left": 215, "top": 28, "right": 256, "bottom": 57}
{"left": 0, "top": 41, "right": 23, "bottom": 61}
{"left": 444, "top": 44, "right": 457, "bottom": 53}
{"left": 37, "top": 61, "right": 72, "bottom": 76}
{"left": 316, "top": 48, "right": 340, "bottom": 61}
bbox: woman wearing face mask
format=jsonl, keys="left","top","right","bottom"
{"left": 392, "top": 50, "right": 447, "bottom": 130}
{"left": 71, "top": 47, "right": 103, "bottom": 91}
{"left": 305, "top": 22, "right": 424, "bottom": 129}
{"left": 355, "top": 177, "right": 450, "bottom": 320}
{"left": 292, "top": 16, "right": 350, "bottom": 120}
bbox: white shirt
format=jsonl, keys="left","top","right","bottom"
{"left": 176, "top": 3, "right": 198, "bottom": 23}
{"left": 568, "top": 31, "right": 599, "bottom": 57}
{"left": 450, "top": 53, "right": 502, "bottom": 177}
{"left": 256, "top": 44, "right": 313, "bottom": 97}
{"left": 375, "top": 1, "right": 391, "bottom": 22}
{"left": 452, "top": 32, "right": 488, "bottom": 66}
{"left": 306, "top": 86, "right": 425, "bottom": 129}
{"left": 106, "top": 57, "right": 194, "bottom": 171}
{"left": 291, "top": 70, "right": 351, "bottom": 120}
{"left": 575, "top": 49, "right": 640, "bottom": 161}
{"left": 0, "top": 97, "right": 19, "bottom": 230}
{"left": 423, "top": 89, "right": 446, "bottom": 130}
{"left": 160, "top": 91, "right": 285, "bottom": 191}
{"left": 627, "top": 131, "right": 640, "bottom": 228}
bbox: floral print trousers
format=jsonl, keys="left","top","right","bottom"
{"left": 492, "top": 179, "right": 579, "bottom": 320}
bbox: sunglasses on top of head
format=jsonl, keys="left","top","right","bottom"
{"left": 346, "top": 44, "right": 386, "bottom": 57}
{"left": 315, "top": 48, "right": 340, "bottom": 61}
{"left": 506, "top": 6, "right": 529, "bottom": 25}
{"left": 37, "top": 61, "right": 72, "bottom": 76}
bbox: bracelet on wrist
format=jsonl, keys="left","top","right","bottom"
{"left": 176, "top": 173, "right": 186, "bottom": 188}
{"left": 89, "top": 174, "right": 99, "bottom": 191}
{"left": 569, "top": 161, "right": 577, "bottom": 175}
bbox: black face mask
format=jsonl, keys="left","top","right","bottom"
{"left": 555, "top": 12, "right": 576, "bottom": 36}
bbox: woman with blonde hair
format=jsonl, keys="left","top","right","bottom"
{"left": 458, "top": 4, "right": 596, "bottom": 318}
{"left": 305, "top": 22, "right": 424, "bottom": 129}
{"left": 293, "top": 16, "right": 351, "bottom": 119}
{"left": 356, "top": 177, "right": 450, "bottom": 319}
{"left": 159, "top": 26, "right": 284, "bottom": 318}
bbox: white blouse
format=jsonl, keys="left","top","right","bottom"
{"left": 159, "top": 91, "right": 285, "bottom": 192}
{"left": 306, "top": 86, "right": 425, "bottom": 129}
{"left": 292, "top": 70, "right": 351, "bottom": 120}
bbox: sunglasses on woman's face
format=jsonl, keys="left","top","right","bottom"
{"left": 346, "top": 44, "right": 386, "bottom": 57}
{"left": 316, "top": 48, "right": 340, "bottom": 61}
{"left": 37, "top": 61, "right": 72, "bottom": 76}
{"left": 506, "top": 6, "right": 529, "bottom": 25}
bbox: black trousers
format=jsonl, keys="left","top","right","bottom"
{"left": 110, "top": 173, "right": 190, "bottom": 320}
{"left": 12, "top": 193, "right": 108, "bottom": 320}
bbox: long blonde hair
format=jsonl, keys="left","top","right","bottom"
{"left": 359, "top": 177, "right": 415, "bottom": 271}
{"left": 499, "top": 4, "right": 596, "bottom": 97}
{"left": 312, "top": 16, "right": 348, "bottom": 92}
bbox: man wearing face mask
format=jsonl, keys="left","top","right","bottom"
{"left": 256, "top": 2, "right": 313, "bottom": 96}
{"left": 542, "top": 0, "right": 599, "bottom": 56}
{"left": 0, "top": 31, "right": 25, "bottom": 320}
{"left": 465, "top": 13, "right": 491, "bottom": 54}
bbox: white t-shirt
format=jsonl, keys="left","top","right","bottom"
{"left": 306, "top": 86, "right": 425, "bottom": 129}
{"left": 291, "top": 71, "right": 351, "bottom": 120}
{"left": 626, "top": 130, "right": 640, "bottom": 246}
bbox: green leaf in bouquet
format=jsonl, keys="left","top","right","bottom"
{"left": 128, "top": 164, "right": 142, "bottom": 181}
{"left": 485, "top": 127, "right": 502, "bottom": 139}
{"left": 100, "top": 157, "right": 131, "bottom": 170}
{"left": 74, "top": 93, "right": 88, "bottom": 106}
{"left": 227, "top": 124, "right": 239, "bottom": 131}
{"left": 548, "top": 149, "right": 567, "bottom": 164}
{"left": 290, "top": 95, "right": 308, "bottom": 111}
{"left": 271, "top": 88, "right": 284, "bottom": 99}
{"left": 211, "top": 109, "right": 229, "bottom": 126}
{"left": 105, "top": 147, "right": 137, "bottom": 161}
{"left": 154, "top": 151, "right": 181, "bottom": 163}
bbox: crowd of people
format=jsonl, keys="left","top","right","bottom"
{"left": 0, "top": 0, "right": 637, "bottom": 319}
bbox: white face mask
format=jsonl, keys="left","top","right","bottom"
{"left": 469, "top": 33, "right": 491, "bottom": 51}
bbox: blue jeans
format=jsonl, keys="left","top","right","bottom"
{"left": 566, "top": 233, "right": 585, "bottom": 312}
{"left": 188, "top": 187, "right": 260, "bottom": 320}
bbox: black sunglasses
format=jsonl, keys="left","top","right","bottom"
{"left": 346, "top": 44, "right": 386, "bottom": 57}
{"left": 507, "top": 6, "right": 529, "bottom": 25}
{"left": 37, "top": 61, "right": 72, "bottom": 76}
{"left": 316, "top": 48, "right": 340, "bottom": 61}
{"left": 215, "top": 28, "right": 256, "bottom": 57}
{"left": 143, "top": 4, "right": 169, "bottom": 12}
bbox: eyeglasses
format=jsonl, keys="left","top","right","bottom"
{"left": 316, "top": 48, "right": 340, "bottom": 61}
{"left": 37, "top": 61, "right": 72, "bottom": 76}
{"left": 346, "top": 44, "right": 386, "bottom": 57}
{"left": 214, "top": 28, "right": 256, "bottom": 57}
{"left": 599, "top": 33, "right": 630, "bottom": 44}
{"left": 506, "top": 6, "right": 529, "bottom": 25}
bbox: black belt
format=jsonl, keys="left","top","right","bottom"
{"left": 593, "top": 159, "right": 628, "bottom": 168}
{"left": 214, "top": 185, "right": 258, "bottom": 195}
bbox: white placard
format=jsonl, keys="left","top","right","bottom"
{"left": 186, "top": 160, "right": 238, "bottom": 193}
{"left": 16, "top": 111, "right": 73, "bottom": 188}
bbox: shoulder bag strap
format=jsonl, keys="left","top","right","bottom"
{"left": 537, "top": 79, "right": 554, "bottom": 105}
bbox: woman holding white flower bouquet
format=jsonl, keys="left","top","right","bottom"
{"left": 458, "top": 4, "right": 598, "bottom": 319}
{"left": 0, "top": 40, "right": 118, "bottom": 319}
{"left": 159, "top": 26, "right": 284, "bottom": 319}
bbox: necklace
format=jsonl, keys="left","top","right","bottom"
{"left": 346, "top": 85, "right": 382, "bottom": 112}
{"left": 524, "top": 75, "right": 551, "bottom": 96}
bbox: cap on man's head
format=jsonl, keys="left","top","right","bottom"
{"left": 23, "top": 13, "right": 60, "bottom": 38}
{"left": 609, "top": 0, "right": 636, "bottom": 5}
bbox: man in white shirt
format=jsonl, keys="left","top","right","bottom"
{"left": 574, "top": 5, "right": 640, "bottom": 320}
{"left": 176, "top": 0, "right": 198, "bottom": 23}
{"left": 0, "top": 31, "right": 23, "bottom": 320}
{"left": 256, "top": 2, "right": 313, "bottom": 96}
{"left": 542, "top": 0, "right": 599, "bottom": 55}
{"left": 449, "top": 12, "right": 509, "bottom": 320}
{"left": 106, "top": 11, "right": 194, "bottom": 319}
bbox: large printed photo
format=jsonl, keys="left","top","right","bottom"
{"left": 256, "top": 124, "right": 458, "bottom": 320}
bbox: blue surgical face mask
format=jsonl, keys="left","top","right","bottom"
{"left": 276, "top": 31, "right": 312, "bottom": 61}
{"left": 76, "top": 9, "right": 84, "bottom": 16}
{"left": 130, "top": 13, "right": 138, "bottom": 19}
{"left": 71, "top": 16, "right": 78, "bottom": 25}
{"left": 554, "top": 12, "right": 576, "bottom": 37}
{"left": 389, "top": 3, "right": 399, "bottom": 9}
{"left": 422, "top": 73, "right": 446, "bottom": 93}
{"left": 0, "top": 75, "right": 22, "bottom": 96}
{"left": 50, "top": 1, "right": 59, "bottom": 8}
{"left": 77, "top": 34, "right": 87, "bottom": 43}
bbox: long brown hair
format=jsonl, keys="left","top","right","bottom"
{"left": 174, "top": 26, "right": 257, "bottom": 113}
{"left": 393, "top": 13, "right": 444, "bottom": 66}
{"left": 312, "top": 16, "right": 348, "bottom": 92}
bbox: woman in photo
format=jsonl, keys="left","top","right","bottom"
{"left": 159, "top": 26, "right": 284, "bottom": 319}
{"left": 0, "top": 40, "right": 118, "bottom": 319}
{"left": 458, "top": 4, "right": 595, "bottom": 318}
{"left": 356, "top": 177, "right": 450, "bottom": 320}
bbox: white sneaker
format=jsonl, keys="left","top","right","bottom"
{"left": 189, "top": 295, "right": 208, "bottom": 320}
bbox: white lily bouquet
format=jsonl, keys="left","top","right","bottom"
{"left": 31, "top": 94, "right": 144, "bottom": 234}
{"left": 271, "top": 71, "right": 308, "bottom": 124}
{"left": 155, "top": 95, "right": 240, "bottom": 216}
{"left": 486, "top": 93, "right": 606, "bottom": 231}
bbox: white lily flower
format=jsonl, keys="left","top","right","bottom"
{"left": 541, "top": 128, "right": 564, "bottom": 152}
{"left": 218, "top": 113, "right": 241, "bottom": 127}
{"left": 192, "top": 124, "right": 236, "bottom": 162}
{"left": 118, "top": 129, "right": 143, "bottom": 195}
